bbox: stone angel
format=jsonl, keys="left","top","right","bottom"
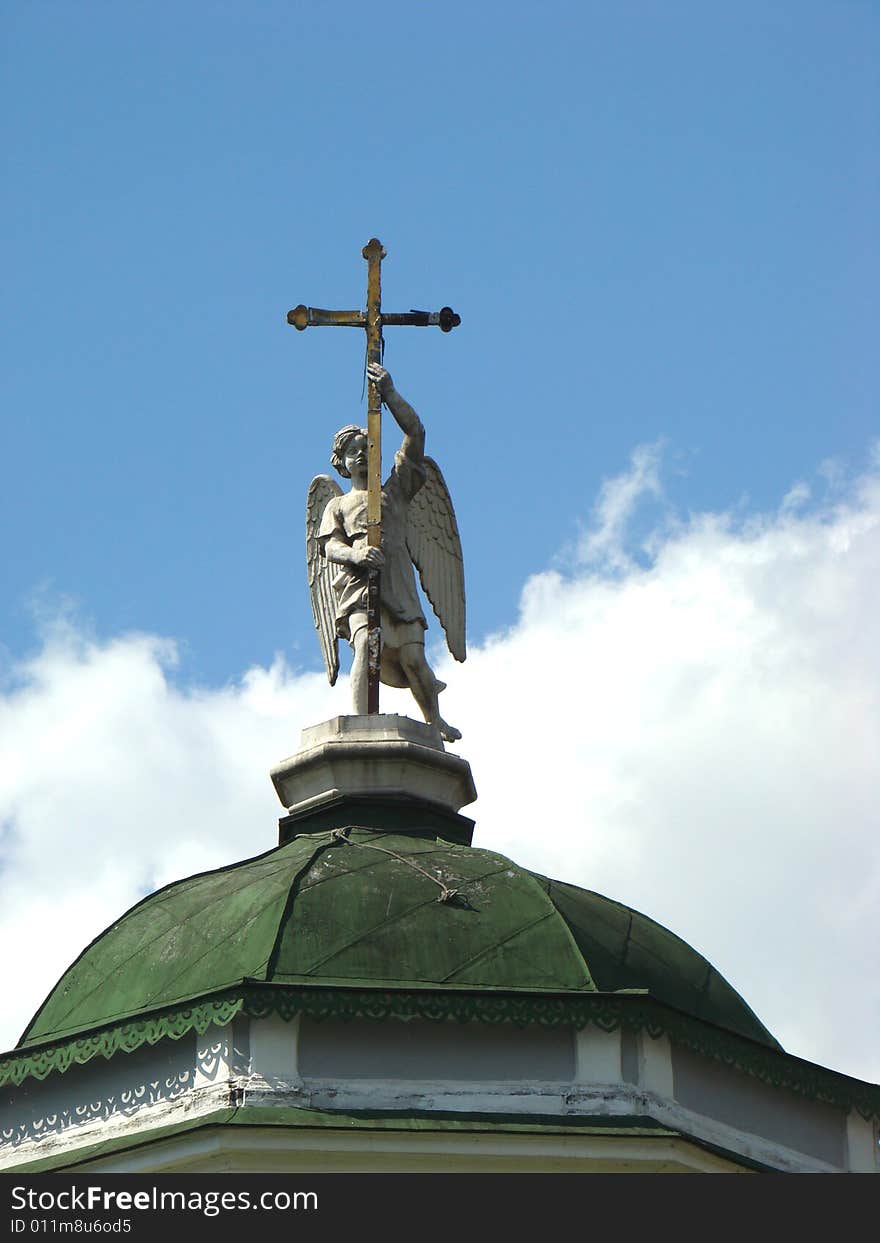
{"left": 306, "top": 363, "right": 465, "bottom": 741}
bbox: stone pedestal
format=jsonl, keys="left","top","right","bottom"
{"left": 270, "top": 715, "right": 478, "bottom": 846}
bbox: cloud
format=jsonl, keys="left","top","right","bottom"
{"left": 1, "top": 448, "right": 878, "bottom": 1087}
{"left": 578, "top": 440, "right": 665, "bottom": 570}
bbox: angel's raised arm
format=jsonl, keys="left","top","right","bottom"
{"left": 367, "top": 363, "right": 425, "bottom": 462}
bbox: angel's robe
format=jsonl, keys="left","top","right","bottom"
{"left": 318, "top": 449, "right": 428, "bottom": 642}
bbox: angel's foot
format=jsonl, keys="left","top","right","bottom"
{"left": 437, "top": 717, "right": 461, "bottom": 743}
{"left": 434, "top": 679, "right": 447, "bottom": 694}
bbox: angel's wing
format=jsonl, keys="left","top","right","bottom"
{"left": 306, "top": 475, "right": 343, "bottom": 685}
{"left": 407, "top": 457, "right": 466, "bottom": 662}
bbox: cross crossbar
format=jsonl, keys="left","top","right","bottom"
{"left": 288, "top": 306, "right": 461, "bottom": 331}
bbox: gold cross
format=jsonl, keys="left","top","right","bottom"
{"left": 288, "top": 238, "right": 460, "bottom": 714}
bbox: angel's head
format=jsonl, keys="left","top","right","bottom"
{"left": 331, "top": 424, "right": 369, "bottom": 479}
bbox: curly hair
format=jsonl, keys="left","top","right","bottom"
{"left": 330, "top": 424, "right": 368, "bottom": 478}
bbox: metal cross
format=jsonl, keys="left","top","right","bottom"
{"left": 288, "top": 237, "right": 460, "bottom": 715}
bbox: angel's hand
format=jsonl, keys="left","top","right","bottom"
{"left": 352, "top": 544, "right": 385, "bottom": 570}
{"left": 367, "top": 362, "right": 393, "bottom": 400}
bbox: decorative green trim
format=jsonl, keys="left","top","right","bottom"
{"left": 3, "top": 983, "right": 878, "bottom": 1122}
{"left": 0, "top": 995, "right": 244, "bottom": 1088}
{"left": 243, "top": 985, "right": 670, "bottom": 1038}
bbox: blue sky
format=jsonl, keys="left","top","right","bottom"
{"left": 2, "top": 1, "right": 876, "bottom": 682}
{"left": 1, "top": 4, "right": 879, "bottom": 1084}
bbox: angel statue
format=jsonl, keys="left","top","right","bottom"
{"left": 306, "top": 363, "right": 465, "bottom": 742}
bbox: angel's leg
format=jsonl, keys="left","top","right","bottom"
{"left": 349, "top": 617, "right": 370, "bottom": 716}
{"left": 398, "top": 643, "right": 461, "bottom": 742}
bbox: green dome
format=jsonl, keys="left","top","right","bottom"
{"left": 19, "top": 827, "right": 778, "bottom": 1051}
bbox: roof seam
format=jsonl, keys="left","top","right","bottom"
{"left": 265, "top": 837, "right": 337, "bottom": 981}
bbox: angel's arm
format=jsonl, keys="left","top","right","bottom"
{"left": 323, "top": 535, "right": 383, "bottom": 570}
{"left": 319, "top": 505, "right": 384, "bottom": 569}
{"left": 368, "top": 363, "right": 425, "bottom": 463}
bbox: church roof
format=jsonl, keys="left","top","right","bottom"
{"left": 18, "top": 827, "right": 778, "bottom": 1052}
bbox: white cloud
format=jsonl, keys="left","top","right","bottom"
{"left": 1, "top": 450, "right": 878, "bottom": 1088}
{"left": 578, "top": 441, "right": 665, "bottom": 570}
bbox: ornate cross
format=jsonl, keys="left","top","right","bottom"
{"left": 288, "top": 238, "right": 460, "bottom": 714}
